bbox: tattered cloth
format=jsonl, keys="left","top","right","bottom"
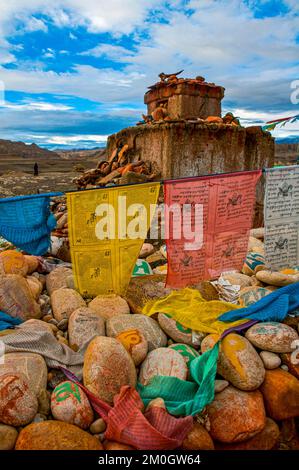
{"left": 0, "top": 311, "right": 22, "bottom": 331}
{"left": 61, "top": 367, "right": 193, "bottom": 450}
{"left": 0, "top": 327, "right": 84, "bottom": 378}
{"left": 0, "top": 192, "right": 63, "bottom": 255}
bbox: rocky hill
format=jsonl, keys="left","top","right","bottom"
{"left": 275, "top": 142, "right": 298, "bottom": 165}
{"left": 0, "top": 139, "right": 60, "bottom": 159}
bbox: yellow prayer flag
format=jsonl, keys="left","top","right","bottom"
{"left": 67, "top": 182, "right": 160, "bottom": 297}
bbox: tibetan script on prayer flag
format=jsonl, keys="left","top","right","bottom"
{"left": 264, "top": 165, "right": 299, "bottom": 270}
{"left": 67, "top": 182, "right": 160, "bottom": 297}
{"left": 164, "top": 171, "right": 261, "bottom": 288}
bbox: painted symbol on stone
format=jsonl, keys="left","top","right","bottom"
{"left": 54, "top": 382, "right": 81, "bottom": 403}
{"left": 116, "top": 329, "right": 142, "bottom": 353}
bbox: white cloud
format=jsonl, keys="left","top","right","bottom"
{"left": 80, "top": 44, "right": 135, "bottom": 62}
{"left": 42, "top": 134, "right": 109, "bottom": 145}
{"left": 0, "top": 101, "right": 73, "bottom": 111}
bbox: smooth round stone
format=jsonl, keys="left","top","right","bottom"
{"left": 248, "top": 236, "right": 265, "bottom": 253}
{"left": 238, "top": 287, "right": 270, "bottom": 307}
{"left": 46, "top": 267, "right": 73, "bottom": 295}
{"left": 250, "top": 228, "right": 264, "bottom": 240}
{"left": 15, "top": 421, "right": 103, "bottom": 450}
{"left": 0, "top": 250, "right": 29, "bottom": 276}
{"left": 68, "top": 307, "right": 105, "bottom": 350}
{"left": 168, "top": 343, "right": 200, "bottom": 368}
{"left": 106, "top": 314, "right": 167, "bottom": 351}
{"left": 280, "top": 352, "right": 299, "bottom": 379}
{"left": 242, "top": 252, "right": 265, "bottom": 276}
{"left": 133, "top": 259, "right": 153, "bottom": 277}
{"left": 139, "top": 243, "right": 155, "bottom": 258}
{"left": 57, "top": 318, "right": 69, "bottom": 331}
{"left": 158, "top": 313, "right": 202, "bottom": 346}
{"left": 153, "top": 265, "right": 167, "bottom": 275}
{"left": 0, "top": 352, "right": 47, "bottom": 396}
{"left": 24, "top": 255, "right": 39, "bottom": 274}
{"left": 202, "top": 333, "right": 265, "bottom": 391}
{"left": 0, "top": 424, "right": 18, "bottom": 450}
{"left": 216, "top": 418, "right": 279, "bottom": 450}
{"left": 181, "top": 422, "right": 214, "bottom": 450}
{"left": 83, "top": 336, "right": 137, "bottom": 404}
{"left": 0, "top": 274, "right": 41, "bottom": 320}
{"left": 260, "top": 351, "right": 281, "bottom": 369}
{"left": 214, "top": 380, "right": 229, "bottom": 393}
{"left": 33, "top": 413, "right": 47, "bottom": 423}
{"left": 37, "top": 389, "right": 50, "bottom": 416}
{"left": 145, "top": 397, "right": 166, "bottom": 412}
{"left": 256, "top": 270, "right": 299, "bottom": 287}
{"left": 207, "top": 386, "right": 266, "bottom": 443}
{"left": 88, "top": 294, "right": 130, "bottom": 320}
{"left": 20, "top": 319, "right": 54, "bottom": 335}
{"left": 245, "top": 322, "right": 299, "bottom": 353}
{"left": 139, "top": 347, "right": 188, "bottom": 386}
{"left": 26, "top": 276, "right": 43, "bottom": 299}
{"left": 51, "top": 380, "right": 94, "bottom": 429}
{"left": 221, "top": 273, "right": 252, "bottom": 289}
{"left": 116, "top": 328, "right": 148, "bottom": 366}
{"left": 124, "top": 275, "right": 173, "bottom": 314}
{"left": 260, "top": 369, "right": 299, "bottom": 420}
{"left": 0, "top": 373, "right": 38, "bottom": 426}
{"left": 51, "top": 288, "right": 86, "bottom": 322}
{"left": 90, "top": 418, "right": 106, "bottom": 435}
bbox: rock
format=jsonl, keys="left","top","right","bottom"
{"left": 238, "top": 286, "right": 270, "bottom": 307}
{"left": 15, "top": 421, "right": 103, "bottom": 450}
{"left": 24, "top": 255, "right": 39, "bottom": 274}
{"left": 51, "top": 380, "right": 94, "bottom": 429}
{"left": 0, "top": 274, "right": 41, "bottom": 320}
{"left": 245, "top": 322, "right": 299, "bottom": 353}
{"left": 146, "top": 252, "right": 166, "bottom": 268}
{"left": 0, "top": 250, "right": 29, "bottom": 276}
{"left": 46, "top": 267, "right": 73, "bottom": 295}
{"left": 83, "top": 336, "right": 137, "bottom": 404}
{"left": 90, "top": 418, "right": 106, "bottom": 435}
{"left": 168, "top": 343, "right": 200, "bottom": 368}
{"left": 89, "top": 294, "right": 130, "bottom": 320}
{"left": 216, "top": 418, "right": 279, "bottom": 450}
{"left": 26, "top": 276, "right": 43, "bottom": 299}
{"left": 0, "top": 424, "right": 18, "bottom": 450}
{"left": 153, "top": 265, "right": 167, "bottom": 275}
{"left": 281, "top": 364, "right": 289, "bottom": 371}
{"left": 116, "top": 328, "right": 148, "bottom": 365}
{"left": 260, "top": 369, "right": 299, "bottom": 420}
{"left": 145, "top": 397, "right": 166, "bottom": 412}
{"left": 104, "top": 441, "right": 135, "bottom": 450}
{"left": 139, "top": 347, "right": 188, "bottom": 386}
{"left": 248, "top": 236, "right": 264, "bottom": 254}
{"left": 106, "top": 314, "right": 167, "bottom": 351}
{"left": 181, "top": 422, "right": 215, "bottom": 450}
{"left": 133, "top": 259, "right": 153, "bottom": 276}
{"left": 0, "top": 352, "right": 47, "bottom": 396}
{"left": 57, "top": 318, "right": 69, "bottom": 331}
{"left": 68, "top": 307, "right": 106, "bottom": 350}
{"left": 256, "top": 270, "right": 299, "bottom": 287}
{"left": 214, "top": 380, "right": 229, "bottom": 393}
{"left": 33, "top": 413, "right": 47, "bottom": 423}
{"left": 51, "top": 288, "right": 86, "bottom": 322}
{"left": 125, "top": 275, "right": 173, "bottom": 313}
{"left": 196, "top": 281, "right": 219, "bottom": 301}
{"left": 202, "top": 333, "right": 265, "bottom": 391}
{"left": 242, "top": 252, "right": 265, "bottom": 276}
{"left": 260, "top": 351, "right": 281, "bottom": 369}
{"left": 47, "top": 369, "right": 66, "bottom": 390}
{"left": 37, "top": 389, "right": 50, "bottom": 416}
{"left": 221, "top": 273, "right": 252, "bottom": 289}
{"left": 281, "top": 353, "right": 299, "bottom": 379}
{"left": 0, "top": 373, "right": 38, "bottom": 426}
{"left": 158, "top": 313, "right": 205, "bottom": 346}
{"left": 20, "top": 319, "right": 54, "bottom": 335}
{"left": 250, "top": 228, "right": 264, "bottom": 240}
{"left": 207, "top": 386, "right": 266, "bottom": 443}
{"left": 139, "top": 243, "right": 155, "bottom": 258}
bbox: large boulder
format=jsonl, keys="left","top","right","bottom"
{"left": 181, "top": 422, "right": 215, "bottom": 450}
{"left": 124, "top": 275, "right": 173, "bottom": 313}
{"left": 0, "top": 424, "right": 18, "bottom": 450}
{"left": 83, "top": 336, "right": 137, "bottom": 404}
{"left": 0, "top": 250, "right": 29, "bottom": 276}
{"left": 88, "top": 295, "right": 130, "bottom": 320}
{"left": 0, "top": 274, "right": 41, "bottom": 320}
{"left": 260, "top": 369, "right": 299, "bottom": 420}
{"left": 116, "top": 329, "right": 148, "bottom": 366}
{"left": 51, "top": 288, "right": 86, "bottom": 322}
{"left": 245, "top": 322, "right": 299, "bottom": 353}
{"left": 68, "top": 307, "right": 105, "bottom": 350}
{"left": 0, "top": 352, "right": 47, "bottom": 396}
{"left": 207, "top": 386, "right": 266, "bottom": 443}
{"left": 0, "top": 373, "right": 38, "bottom": 426}
{"left": 15, "top": 421, "right": 103, "bottom": 450}
{"left": 158, "top": 313, "right": 205, "bottom": 346}
{"left": 106, "top": 314, "right": 167, "bottom": 351}
{"left": 51, "top": 381, "right": 94, "bottom": 430}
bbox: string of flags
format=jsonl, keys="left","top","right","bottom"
{"left": 262, "top": 114, "right": 299, "bottom": 132}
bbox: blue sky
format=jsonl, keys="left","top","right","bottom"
{"left": 0, "top": 0, "right": 298, "bottom": 149}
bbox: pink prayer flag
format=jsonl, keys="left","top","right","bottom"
{"left": 164, "top": 170, "right": 262, "bottom": 288}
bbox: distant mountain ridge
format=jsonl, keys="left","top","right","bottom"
{"left": 0, "top": 139, "right": 60, "bottom": 159}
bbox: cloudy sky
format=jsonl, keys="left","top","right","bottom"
{"left": 0, "top": 0, "right": 298, "bottom": 149}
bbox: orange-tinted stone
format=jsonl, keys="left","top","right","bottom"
{"left": 260, "top": 369, "right": 299, "bottom": 420}
{"left": 181, "top": 422, "right": 214, "bottom": 450}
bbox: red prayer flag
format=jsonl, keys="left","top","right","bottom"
{"left": 164, "top": 170, "right": 262, "bottom": 288}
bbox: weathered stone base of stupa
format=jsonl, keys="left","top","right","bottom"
{"left": 107, "top": 122, "right": 274, "bottom": 227}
